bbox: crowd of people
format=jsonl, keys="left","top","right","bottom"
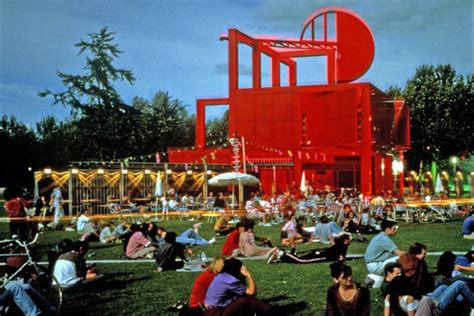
{"left": 1, "top": 184, "right": 474, "bottom": 315}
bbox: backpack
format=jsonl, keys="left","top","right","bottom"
{"left": 4, "top": 198, "right": 26, "bottom": 218}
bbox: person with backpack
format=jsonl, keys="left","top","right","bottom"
{"left": 4, "top": 187, "right": 30, "bottom": 241}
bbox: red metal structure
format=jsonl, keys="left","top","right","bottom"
{"left": 169, "top": 7, "right": 410, "bottom": 195}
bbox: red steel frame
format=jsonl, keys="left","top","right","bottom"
{"left": 168, "top": 7, "right": 410, "bottom": 195}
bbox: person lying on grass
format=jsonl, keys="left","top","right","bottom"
{"left": 156, "top": 224, "right": 216, "bottom": 246}
{"left": 185, "top": 257, "right": 225, "bottom": 315}
{"left": 326, "top": 262, "right": 371, "bottom": 316}
{"left": 203, "top": 258, "right": 271, "bottom": 316}
{"left": 267, "top": 232, "right": 352, "bottom": 264}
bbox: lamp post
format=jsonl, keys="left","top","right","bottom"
{"left": 451, "top": 156, "right": 458, "bottom": 175}
{"left": 392, "top": 159, "right": 404, "bottom": 193}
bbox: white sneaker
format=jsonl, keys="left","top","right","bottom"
{"left": 266, "top": 248, "right": 279, "bottom": 264}
{"left": 209, "top": 237, "right": 216, "bottom": 244}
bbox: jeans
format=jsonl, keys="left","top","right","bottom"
{"left": 366, "top": 256, "right": 399, "bottom": 275}
{"left": 5, "top": 281, "right": 55, "bottom": 316}
{"left": 177, "top": 229, "right": 209, "bottom": 245}
{"left": 428, "top": 280, "right": 474, "bottom": 311}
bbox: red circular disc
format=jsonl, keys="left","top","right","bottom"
{"left": 300, "top": 7, "right": 375, "bottom": 83}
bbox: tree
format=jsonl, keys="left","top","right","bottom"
{"left": 206, "top": 109, "right": 229, "bottom": 146}
{"left": 39, "top": 27, "right": 138, "bottom": 160}
{"left": 403, "top": 65, "right": 473, "bottom": 164}
{"left": 132, "top": 91, "right": 195, "bottom": 159}
{"left": 0, "top": 116, "right": 39, "bottom": 187}
{"left": 385, "top": 86, "right": 403, "bottom": 99}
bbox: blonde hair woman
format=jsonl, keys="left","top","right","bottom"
{"left": 188, "top": 257, "right": 225, "bottom": 313}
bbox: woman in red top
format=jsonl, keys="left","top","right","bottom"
{"left": 221, "top": 221, "right": 245, "bottom": 256}
{"left": 188, "top": 257, "right": 225, "bottom": 314}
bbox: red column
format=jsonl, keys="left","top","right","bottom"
{"left": 272, "top": 57, "right": 280, "bottom": 87}
{"left": 228, "top": 29, "right": 238, "bottom": 93}
{"left": 252, "top": 45, "right": 261, "bottom": 89}
{"left": 360, "top": 85, "right": 373, "bottom": 195}
{"left": 196, "top": 100, "right": 206, "bottom": 148}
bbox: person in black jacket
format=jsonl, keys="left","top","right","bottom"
{"left": 269, "top": 233, "right": 352, "bottom": 264}
{"left": 154, "top": 232, "right": 186, "bottom": 272}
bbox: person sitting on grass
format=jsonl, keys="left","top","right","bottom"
{"left": 204, "top": 258, "right": 271, "bottom": 315}
{"left": 325, "top": 262, "right": 371, "bottom": 316}
{"left": 53, "top": 240, "right": 104, "bottom": 289}
{"left": 154, "top": 232, "right": 187, "bottom": 273}
{"left": 380, "top": 262, "right": 402, "bottom": 298}
{"left": 364, "top": 220, "right": 404, "bottom": 276}
{"left": 359, "top": 207, "right": 379, "bottom": 234}
{"left": 397, "top": 242, "right": 433, "bottom": 295}
{"left": 186, "top": 257, "right": 225, "bottom": 315}
{"left": 125, "top": 224, "right": 158, "bottom": 259}
{"left": 99, "top": 221, "right": 118, "bottom": 244}
{"left": 239, "top": 219, "right": 277, "bottom": 259}
{"left": 341, "top": 210, "right": 360, "bottom": 233}
{"left": 214, "top": 215, "right": 232, "bottom": 236}
{"left": 384, "top": 275, "right": 421, "bottom": 316}
{"left": 76, "top": 206, "right": 100, "bottom": 243}
{"left": 269, "top": 233, "right": 352, "bottom": 265}
{"left": 461, "top": 210, "right": 474, "bottom": 239}
{"left": 454, "top": 250, "right": 474, "bottom": 273}
{"left": 221, "top": 220, "right": 245, "bottom": 257}
{"left": 313, "top": 216, "right": 342, "bottom": 245}
{"left": 280, "top": 221, "right": 313, "bottom": 247}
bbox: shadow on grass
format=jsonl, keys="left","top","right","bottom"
{"left": 262, "top": 296, "right": 308, "bottom": 314}
{"left": 92, "top": 275, "right": 151, "bottom": 291}
{"left": 273, "top": 301, "right": 308, "bottom": 315}
{"left": 261, "top": 294, "right": 289, "bottom": 303}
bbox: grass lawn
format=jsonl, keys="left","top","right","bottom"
{"left": 1, "top": 217, "right": 473, "bottom": 315}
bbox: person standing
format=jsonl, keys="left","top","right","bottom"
{"left": 4, "top": 193, "right": 29, "bottom": 240}
{"left": 51, "top": 186, "right": 64, "bottom": 228}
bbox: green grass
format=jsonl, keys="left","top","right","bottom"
{"left": 0, "top": 217, "right": 473, "bottom": 315}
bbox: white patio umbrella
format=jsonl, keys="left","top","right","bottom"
{"left": 435, "top": 173, "right": 443, "bottom": 194}
{"left": 208, "top": 172, "right": 259, "bottom": 186}
{"left": 300, "top": 171, "right": 307, "bottom": 193}
{"left": 153, "top": 171, "right": 164, "bottom": 218}
{"left": 154, "top": 171, "right": 164, "bottom": 197}
{"left": 209, "top": 172, "right": 259, "bottom": 210}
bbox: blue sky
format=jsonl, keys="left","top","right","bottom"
{"left": 0, "top": 0, "right": 472, "bottom": 126}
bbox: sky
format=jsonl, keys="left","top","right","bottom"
{"left": 0, "top": 0, "right": 472, "bottom": 127}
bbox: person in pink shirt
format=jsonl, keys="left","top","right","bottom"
{"left": 125, "top": 224, "right": 157, "bottom": 259}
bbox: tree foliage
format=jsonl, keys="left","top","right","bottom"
{"left": 39, "top": 27, "right": 135, "bottom": 113}
{"left": 39, "top": 27, "right": 141, "bottom": 160}
{"left": 206, "top": 109, "right": 229, "bottom": 146}
{"left": 403, "top": 65, "right": 473, "bottom": 163}
{"left": 132, "top": 91, "right": 195, "bottom": 154}
{"left": 0, "top": 116, "right": 38, "bottom": 187}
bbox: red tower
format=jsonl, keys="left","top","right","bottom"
{"left": 168, "top": 7, "right": 410, "bottom": 195}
